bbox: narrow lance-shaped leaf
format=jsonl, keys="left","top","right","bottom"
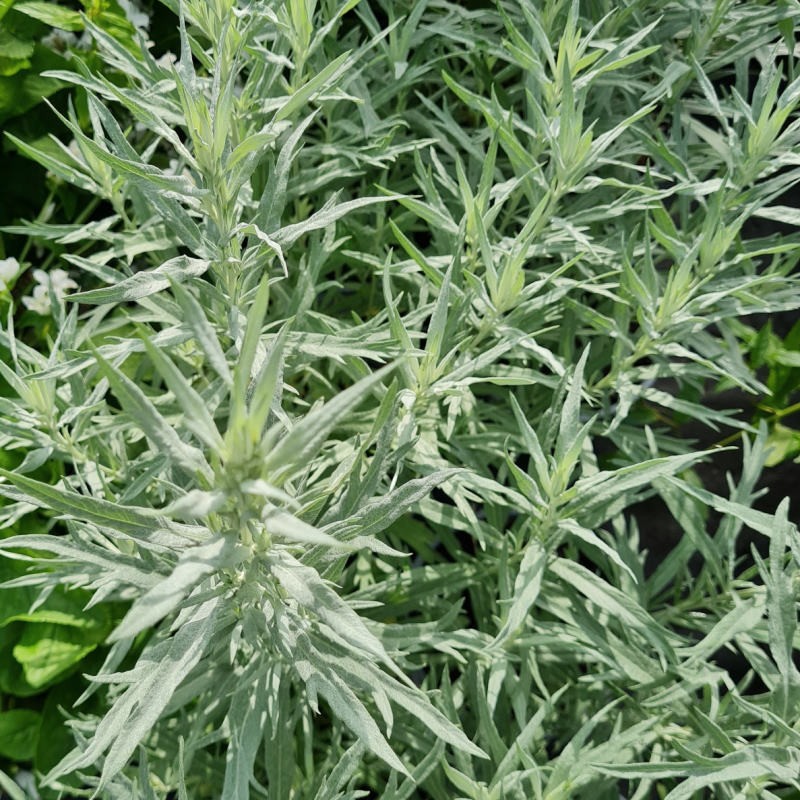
{"left": 48, "top": 598, "right": 221, "bottom": 790}
{"left": 94, "top": 351, "right": 212, "bottom": 481}
{"left": 222, "top": 672, "right": 270, "bottom": 800}
{"left": 257, "top": 110, "right": 319, "bottom": 232}
{"left": 68, "top": 256, "right": 210, "bottom": 305}
{"left": 492, "top": 538, "right": 548, "bottom": 650}
{"left": 326, "top": 470, "right": 461, "bottom": 543}
{"left": 274, "top": 51, "right": 353, "bottom": 122}
{"left": 247, "top": 324, "right": 289, "bottom": 440}
{"left": 271, "top": 553, "right": 394, "bottom": 667}
{"left": 597, "top": 746, "right": 800, "bottom": 800}
{"left": 169, "top": 277, "right": 233, "bottom": 385}
{"left": 141, "top": 334, "right": 224, "bottom": 453}
{"left": 109, "top": 535, "right": 244, "bottom": 642}
{"left": 302, "top": 664, "right": 409, "bottom": 776}
{"left": 229, "top": 276, "right": 272, "bottom": 438}
{"left": 555, "top": 345, "right": 590, "bottom": 465}
{"left": 550, "top": 558, "right": 673, "bottom": 657}
{"left": 0, "top": 469, "right": 182, "bottom": 541}
{"left": 273, "top": 195, "right": 400, "bottom": 248}
{"left": 263, "top": 362, "right": 396, "bottom": 484}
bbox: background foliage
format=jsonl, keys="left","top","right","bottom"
{"left": 1, "top": 0, "right": 800, "bottom": 798}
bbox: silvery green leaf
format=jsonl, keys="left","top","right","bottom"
{"left": 235, "top": 223, "right": 287, "bottom": 275}
{"left": 304, "top": 665, "right": 408, "bottom": 776}
{"left": 597, "top": 746, "right": 800, "bottom": 798}
{"left": 554, "top": 346, "right": 590, "bottom": 465}
{"left": 169, "top": 277, "right": 232, "bottom": 385}
{"left": 273, "top": 51, "right": 353, "bottom": 122}
{"left": 222, "top": 671, "right": 270, "bottom": 800}
{"left": 678, "top": 598, "right": 765, "bottom": 663}
{"left": 381, "top": 740, "right": 445, "bottom": 800}
{"left": 94, "top": 351, "right": 212, "bottom": 481}
{"left": 109, "top": 536, "right": 242, "bottom": 641}
{"left": 69, "top": 256, "right": 210, "bottom": 305}
{"left": 492, "top": 538, "right": 547, "bottom": 649}
{"left": 327, "top": 470, "right": 460, "bottom": 543}
{"left": 557, "top": 519, "right": 636, "bottom": 580}
{"left": 49, "top": 598, "right": 220, "bottom": 788}
{"left": 161, "top": 490, "right": 227, "bottom": 520}
{"left": 362, "top": 664, "right": 488, "bottom": 759}
{"left": 0, "top": 469, "right": 167, "bottom": 540}
{"left": 666, "top": 476, "right": 796, "bottom": 539}
{"left": 550, "top": 558, "right": 672, "bottom": 656}
{"left": 230, "top": 276, "right": 271, "bottom": 433}
{"left": 266, "top": 507, "right": 354, "bottom": 549}
{"left": 0, "top": 770, "right": 27, "bottom": 800}
{"left": 273, "top": 195, "right": 400, "bottom": 248}
{"left": 271, "top": 554, "right": 392, "bottom": 665}
{"left": 239, "top": 479, "right": 299, "bottom": 509}
{"left": 263, "top": 363, "right": 396, "bottom": 484}
{"left": 69, "top": 125, "right": 205, "bottom": 200}
{"left": 141, "top": 336, "right": 224, "bottom": 453}
{"left": 312, "top": 742, "right": 366, "bottom": 800}
{"left": 422, "top": 265, "right": 452, "bottom": 369}
{"left": 5, "top": 133, "right": 101, "bottom": 194}
{"left": 0, "top": 534, "right": 158, "bottom": 591}
{"left": 257, "top": 111, "right": 319, "bottom": 232}
{"left": 247, "top": 324, "right": 288, "bottom": 439}
{"left": 756, "top": 499, "right": 800, "bottom": 690}
{"left": 565, "top": 450, "right": 714, "bottom": 522}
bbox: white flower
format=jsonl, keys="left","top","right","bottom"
{"left": 22, "top": 268, "right": 78, "bottom": 315}
{"left": 41, "top": 29, "right": 78, "bottom": 52}
{"left": 118, "top": 0, "right": 150, "bottom": 31}
{"left": 41, "top": 268, "right": 77, "bottom": 294}
{"left": 22, "top": 285, "right": 51, "bottom": 315}
{"left": 0, "top": 257, "right": 20, "bottom": 291}
{"left": 156, "top": 52, "right": 177, "bottom": 69}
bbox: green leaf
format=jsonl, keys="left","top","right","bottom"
{"left": 0, "top": 710, "right": 40, "bottom": 761}
{"left": 0, "top": 30, "right": 34, "bottom": 60}
{"left": 13, "top": 2, "right": 84, "bottom": 30}
{"left": 13, "top": 624, "right": 99, "bottom": 688}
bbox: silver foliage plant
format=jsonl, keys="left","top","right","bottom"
{"left": 1, "top": 0, "right": 800, "bottom": 797}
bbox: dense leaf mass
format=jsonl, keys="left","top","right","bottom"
{"left": 1, "top": 0, "right": 800, "bottom": 798}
